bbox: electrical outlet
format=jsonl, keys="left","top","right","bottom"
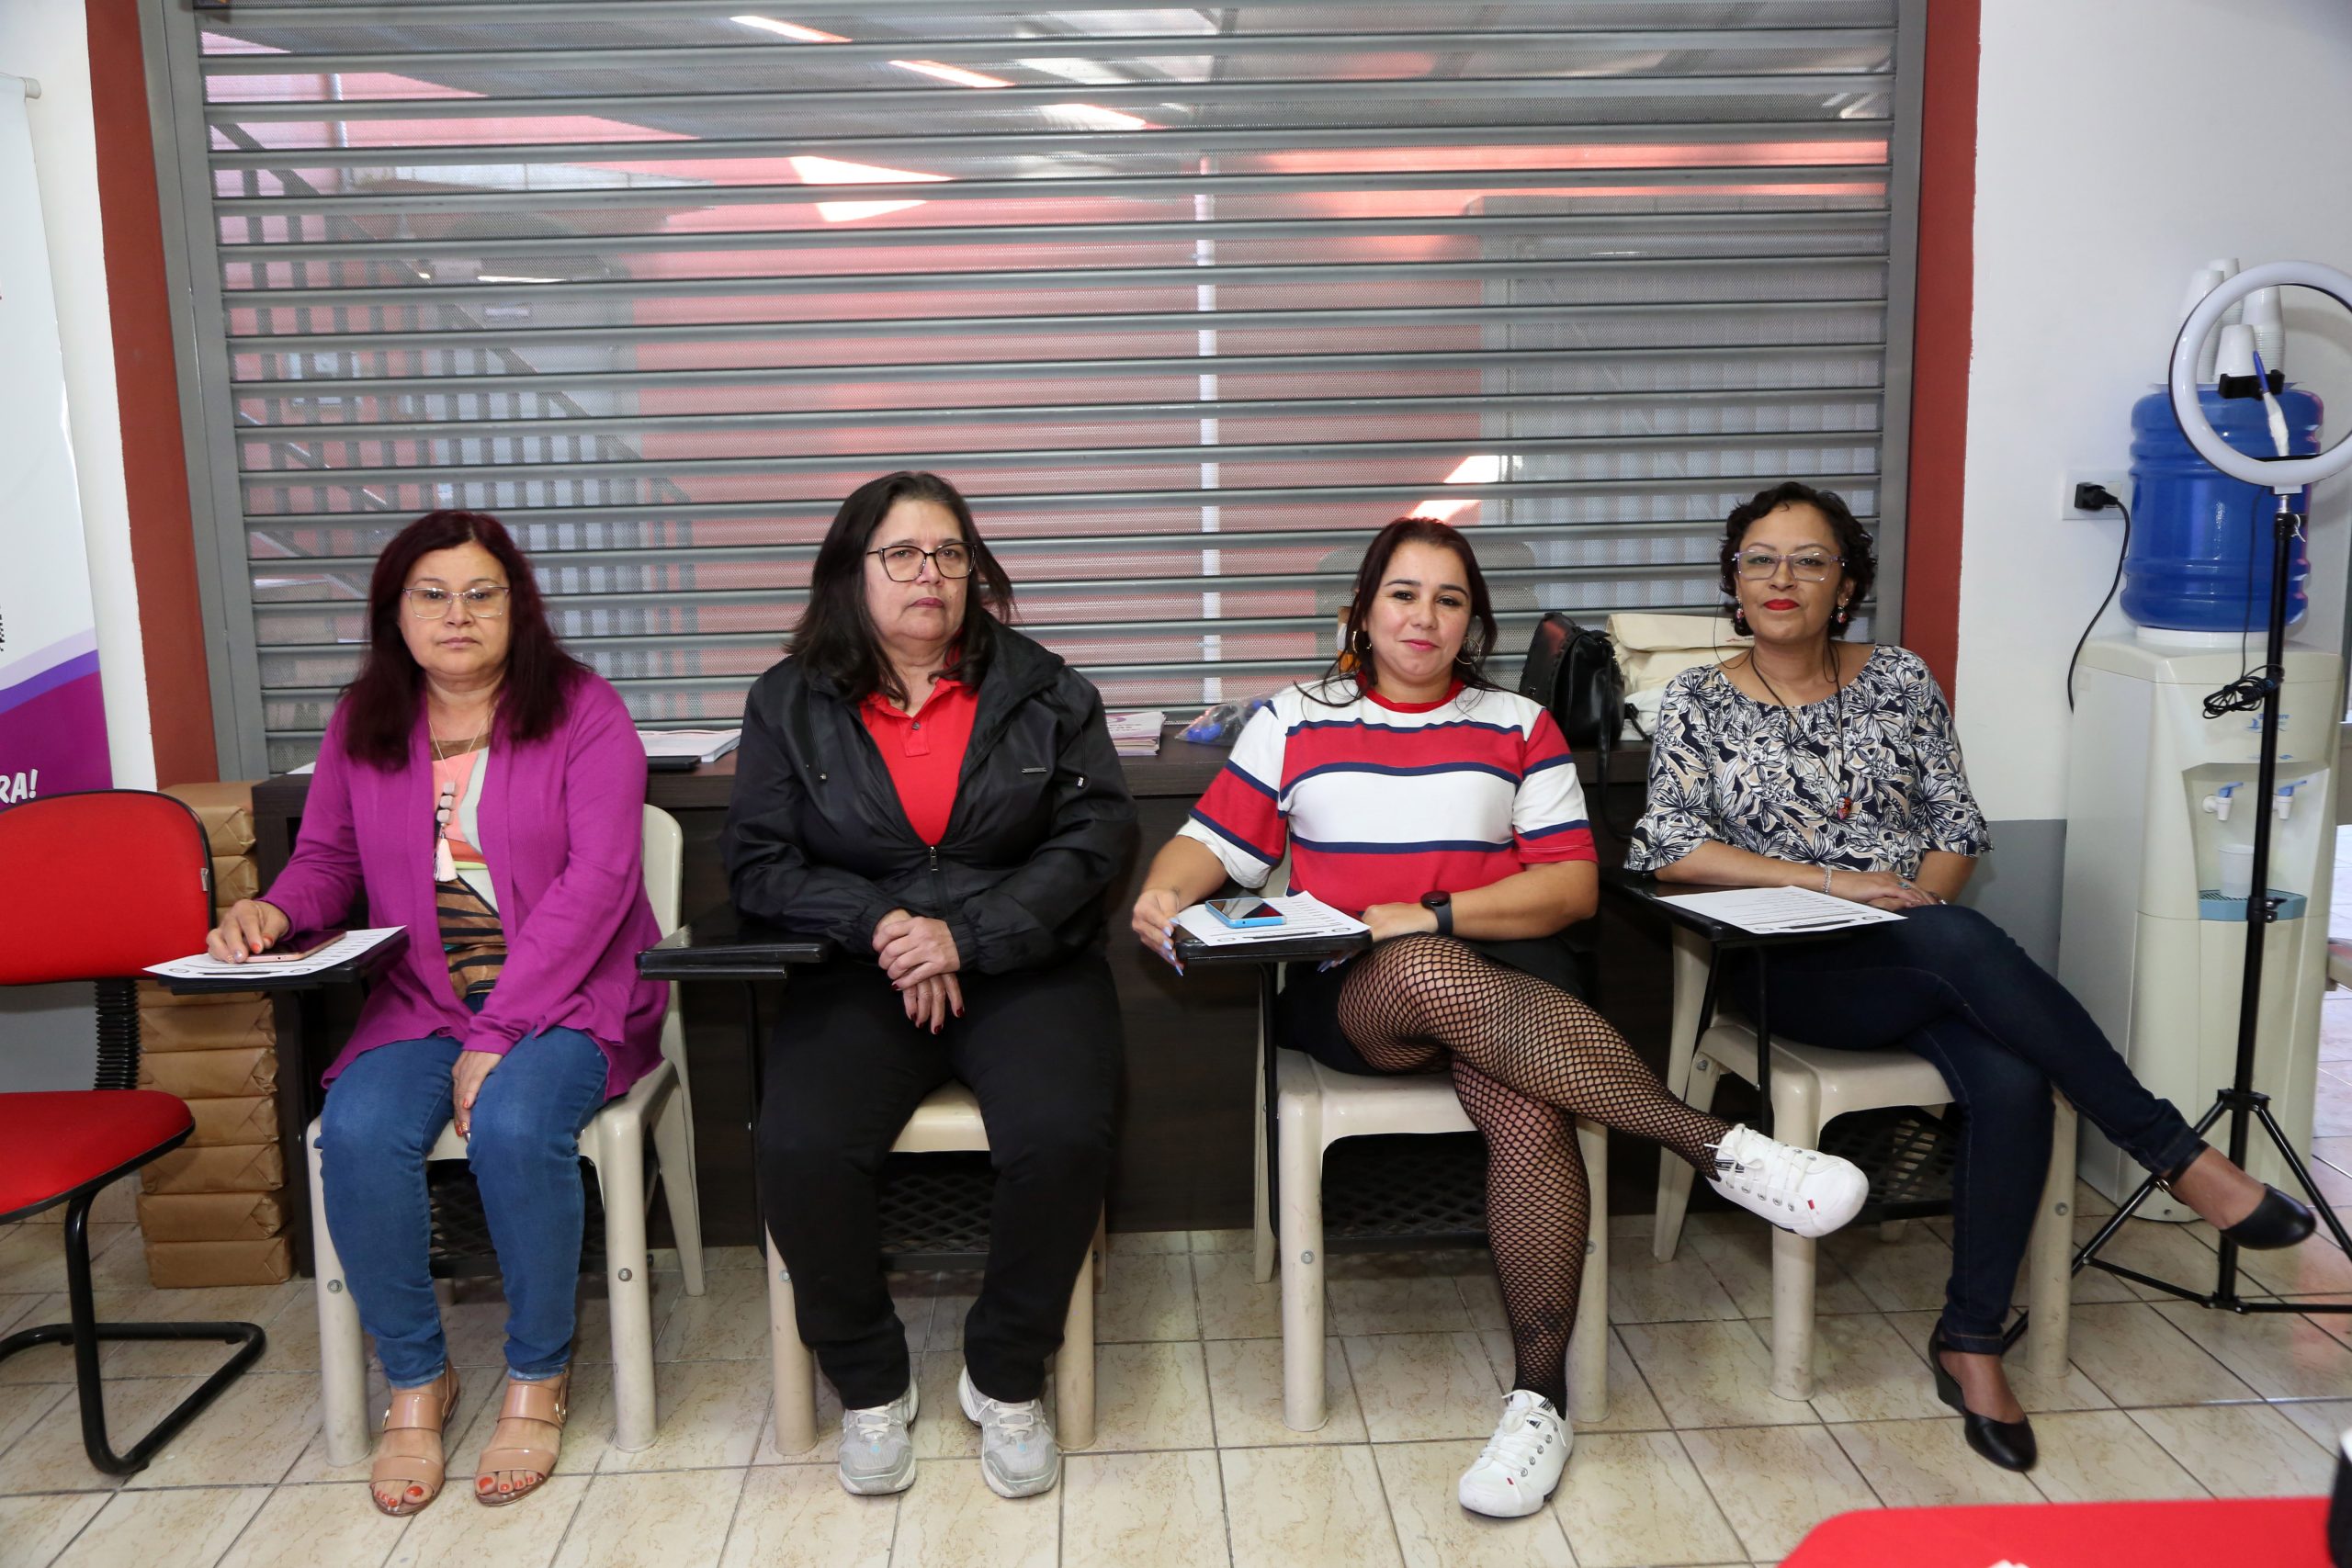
{"left": 2063, "top": 469, "right": 2132, "bottom": 520}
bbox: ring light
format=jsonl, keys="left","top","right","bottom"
{"left": 2168, "top": 259, "right": 2352, "bottom": 491}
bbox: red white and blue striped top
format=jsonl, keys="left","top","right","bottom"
{"left": 1177, "top": 679, "right": 1595, "bottom": 914}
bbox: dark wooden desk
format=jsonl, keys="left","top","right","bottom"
{"left": 637, "top": 910, "right": 834, "bottom": 980}
{"left": 250, "top": 730, "right": 1668, "bottom": 1257}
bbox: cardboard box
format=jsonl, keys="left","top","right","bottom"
{"left": 137, "top": 983, "right": 268, "bottom": 1011}
{"left": 185, "top": 1095, "right": 278, "bottom": 1148}
{"left": 144, "top": 1236, "right": 292, "bottom": 1288}
{"left": 135, "top": 1190, "right": 284, "bottom": 1243}
{"left": 140, "top": 1045, "right": 276, "bottom": 1100}
{"left": 140, "top": 996, "right": 275, "bottom": 1054}
{"left": 137, "top": 978, "right": 264, "bottom": 1010}
{"left": 210, "top": 856, "right": 258, "bottom": 908}
{"left": 163, "top": 782, "right": 257, "bottom": 856}
{"left": 140, "top": 1142, "right": 285, "bottom": 1195}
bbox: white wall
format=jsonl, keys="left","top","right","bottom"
{"left": 0, "top": 0, "right": 151, "bottom": 791}
{"left": 1957, "top": 0, "right": 2352, "bottom": 825}
{"left": 0, "top": 1, "right": 143, "bottom": 1089}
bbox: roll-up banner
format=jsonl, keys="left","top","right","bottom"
{"left": 0, "top": 73, "right": 109, "bottom": 806}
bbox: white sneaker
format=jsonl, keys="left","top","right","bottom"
{"left": 957, "top": 1366, "right": 1060, "bottom": 1498}
{"left": 837, "top": 1379, "right": 919, "bottom": 1495}
{"left": 1457, "top": 1389, "right": 1570, "bottom": 1518}
{"left": 1707, "top": 1123, "right": 1869, "bottom": 1239}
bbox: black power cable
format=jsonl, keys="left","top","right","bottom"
{"left": 2204, "top": 489, "right": 2284, "bottom": 719}
{"left": 2064, "top": 483, "right": 2131, "bottom": 712}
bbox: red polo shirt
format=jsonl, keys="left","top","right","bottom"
{"left": 859, "top": 676, "right": 981, "bottom": 846}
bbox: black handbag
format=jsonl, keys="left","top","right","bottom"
{"left": 1518, "top": 613, "right": 1634, "bottom": 836}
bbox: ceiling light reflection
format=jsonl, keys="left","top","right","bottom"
{"left": 1046, "top": 103, "right": 1153, "bottom": 130}
{"left": 789, "top": 153, "right": 946, "bottom": 223}
{"left": 892, "top": 59, "right": 1012, "bottom": 88}
{"left": 730, "top": 16, "right": 848, "bottom": 42}
{"left": 1409, "top": 454, "right": 1506, "bottom": 521}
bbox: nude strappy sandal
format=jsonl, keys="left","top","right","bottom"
{"left": 474, "top": 1367, "right": 571, "bottom": 1506}
{"left": 370, "top": 1368, "right": 461, "bottom": 1517}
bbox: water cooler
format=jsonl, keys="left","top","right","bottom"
{"left": 2058, "top": 635, "right": 2341, "bottom": 1214}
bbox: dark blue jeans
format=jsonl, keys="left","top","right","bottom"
{"left": 319, "top": 1024, "right": 613, "bottom": 1387}
{"left": 1728, "top": 903, "right": 2205, "bottom": 1355}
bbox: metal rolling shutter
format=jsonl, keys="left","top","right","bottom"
{"left": 154, "top": 0, "right": 1915, "bottom": 773}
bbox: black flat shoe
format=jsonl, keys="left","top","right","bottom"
{"left": 1928, "top": 1327, "right": 2037, "bottom": 1473}
{"left": 2222, "top": 1185, "right": 2318, "bottom": 1251}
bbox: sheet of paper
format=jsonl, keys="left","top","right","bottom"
{"left": 639, "top": 728, "right": 741, "bottom": 763}
{"left": 1106, "top": 709, "right": 1165, "bottom": 739}
{"left": 145, "top": 926, "right": 405, "bottom": 982}
{"left": 1174, "top": 892, "right": 1369, "bottom": 948}
{"left": 1655, "top": 886, "right": 1905, "bottom": 935}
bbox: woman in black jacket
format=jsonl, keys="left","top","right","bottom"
{"left": 722, "top": 471, "right": 1134, "bottom": 1505}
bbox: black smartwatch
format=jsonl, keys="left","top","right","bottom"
{"left": 1419, "top": 890, "right": 1453, "bottom": 937}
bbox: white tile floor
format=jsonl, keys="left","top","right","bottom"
{"left": 6, "top": 1022, "right": 2352, "bottom": 1567}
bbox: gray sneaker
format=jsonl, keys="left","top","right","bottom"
{"left": 837, "top": 1379, "right": 918, "bottom": 1495}
{"left": 957, "top": 1366, "right": 1059, "bottom": 1498}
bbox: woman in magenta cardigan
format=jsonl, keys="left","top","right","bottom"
{"left": 207, "top": 511, "right": 665, "bottom": 1518}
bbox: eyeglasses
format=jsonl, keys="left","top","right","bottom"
{"left": 869, "top": 543, "right": 975, "bottom": 581}
{"left": 1734, "top": 550, "right": 1844, "bottom": 582}
{"left": 403, "top": 585, "right": 511, "bottom": 619}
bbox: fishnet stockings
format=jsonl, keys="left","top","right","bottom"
{"left": 1336, "top": 935, "right": 1733, "bottom": 1410}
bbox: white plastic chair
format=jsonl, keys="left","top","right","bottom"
{"left": 1250, "top": 981, "right": 1611, "bottom": 1431}
{"left": 311, "top": 805, "right": 706, "bottom": 1462}
{"left": 1649, "top": 925, "right": 2076, "bottom": 1399}
{"left": 766, "top": 1080, "right": 1101, "bottom": 1453}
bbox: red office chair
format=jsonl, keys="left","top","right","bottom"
{"left": 0, "top": 790, "right": 265, "bottom": 1474}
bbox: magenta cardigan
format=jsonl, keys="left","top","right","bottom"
{"left": 263, "top": 671, "right": 667, "bottom": 1098}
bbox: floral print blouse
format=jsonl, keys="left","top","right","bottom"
{"left": 1624, "top": 645, "right": 1992, "bottom": 880}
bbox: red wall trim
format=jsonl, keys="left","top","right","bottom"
{"left": 1902, "top": 0, "right": 1980, "bottom": 699}
{"left": 87, "top": 0, "right": 217, "bottom": 786}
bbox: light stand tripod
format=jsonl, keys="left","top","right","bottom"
{"left": 2073, "top": 261, "right": 2352, "bottom": 1315}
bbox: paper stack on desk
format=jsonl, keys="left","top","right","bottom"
{"left": 640, "top": 728, "right": 741, "bottom": 765}
{"left": 1655, "top": 886, "right": 1904, "bottom": 935}
{"left": 145, "top": 927, "right": 406, "bottom": 983}
{"left": 1107, "top": 710, "right": 1166, "bottom": 757}
{"left": 1173, "top": 892, "right": 1369, "bottom": 948}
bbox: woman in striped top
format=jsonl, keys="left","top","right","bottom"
{"left": 1132, "top": 518, "right": 1869, "bottom": 1520}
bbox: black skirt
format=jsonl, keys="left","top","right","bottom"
{"left": 1273, "top": 933, "right": 1588, "bottom": 1077}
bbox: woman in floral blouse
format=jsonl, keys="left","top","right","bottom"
{"left": 1627, "top": 480, "right": 2314, "bottom": 1475}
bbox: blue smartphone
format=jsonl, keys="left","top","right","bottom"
{"left": 1205, "top": 897, "right": 1286, "bottom": 929}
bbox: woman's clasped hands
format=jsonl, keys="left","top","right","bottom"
{"left": 875, "top": 908, "right": 963, "bottom": 1032}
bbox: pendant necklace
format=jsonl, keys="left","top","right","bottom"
{"left": 431, "top": 705, "right": 492, "bottom": 885}
{"left": 1780, "top": 670, "right": 1853, "bottom": 821}
{"left": 1830, "top": 680, "right": 1853, "bottom": 821}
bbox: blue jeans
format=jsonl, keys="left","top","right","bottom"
{"left": 319, "top": 1024, "right": 612, "bottom": 1387}
{"left": 1729, "top": 904, "right": 2205, "bottom": 1355}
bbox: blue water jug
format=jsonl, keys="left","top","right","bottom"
{"left": 2123, "top": 385, "right": 2322, "bottom": 632}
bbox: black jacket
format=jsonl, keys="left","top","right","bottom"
{"left": 721, "top": 615, "right": 1137, "bottom": 975}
